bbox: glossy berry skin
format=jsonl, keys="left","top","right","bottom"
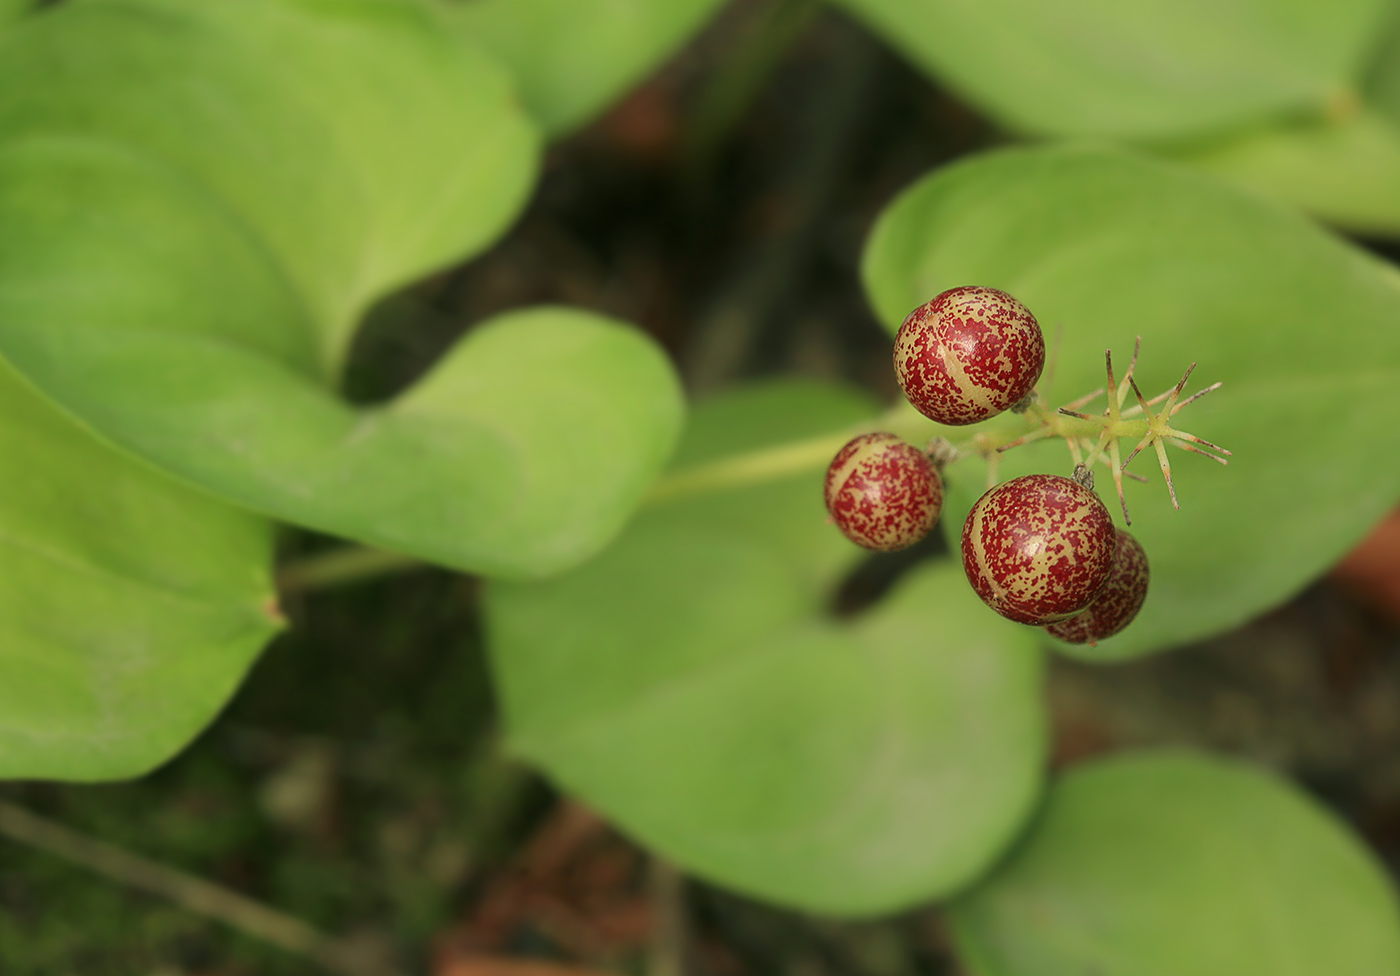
{"left": 961, "top": 474, "right": 1116, "bottom": 625}
{"left": 825, "top": 433, "right": 943, "bottom": 552}
{"left": 894, "top": 285, "right": 1045, "bottom": 426}
{"left": 1047, "top": 529, "right": 1149, "bottom": 645}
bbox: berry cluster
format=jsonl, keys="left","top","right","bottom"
{"left": 824, "top": 285, "right": 1221, "bottom": 645}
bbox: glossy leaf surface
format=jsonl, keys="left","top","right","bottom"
{"left": 452, "top": 0, "right": 727, "bottom": 135}
{"left": 833, "top": 0, "right": 1389, "bottom": 139}
{"left": 0, "top": 0, "right": 683, "bottom": 577}
{"left": 863, "top": 145, "right": 1400, "bottom": 659}
{"left": 950, "top": 752, "right": 1400, "bottom": 976}
{"left": 0, "top": 359, "right": 278, "bottom": 781}
{"left": 487, "top": 381, "right": 1046, "bottom": 914}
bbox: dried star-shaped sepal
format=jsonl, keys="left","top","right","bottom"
{"left": 1055, "top": 338, "right": 1229, "bottom": 525}
{"left": 1122, "top": 365, "right": 1230, "bottom": 510}
{"left": 1052, "top": 382, "right": 1150, "bottom": 494}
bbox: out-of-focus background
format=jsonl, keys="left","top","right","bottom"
{"left": 3, "top": 0, "right": 1400, "bottom": 973}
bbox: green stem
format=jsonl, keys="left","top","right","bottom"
{"left": 647, "top": 402, "right": 1148, "bottom": 507}
{"left": 277, "top": 546, "right": 423, "bottom": 593}
{"left": 643, "top": 429, "right": 852, "bottom": 504}
{"left": 274, "top": 397, "right": 1153, "bottom": 593}
{"left": 643, "top": 401, "right": 927, "bottom": 504}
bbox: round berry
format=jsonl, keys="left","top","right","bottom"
{"left": 894, "top": 285, "right": 1045, "bottom": 426}
{"left": 825, "top": 432, "right": 943, "bottom": 552}
{"left": 1046, "top": 529, "right": 1149, "bottom": 645}
{"left": 961, "top": 473, "right": 1116, "bottom": 625}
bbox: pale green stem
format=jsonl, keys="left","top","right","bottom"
{"left": 643, "top": 429, "right": 854, "bottom": 504}
{"left": 277, "top": 546, "right": 423, "bottom": 593}
{"left": 641, "top": 401, "right": 930, "bottom": 504}
{"left": 276, "top": 399, "right": 1152, "bottom": 593}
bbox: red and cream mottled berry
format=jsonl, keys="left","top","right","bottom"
{"left": 961, "top": 473, "right": 1116, "bottom": 625}
{"left": 894, "top": 285, "right": 1045, "bottom": 426}
{"left": 825, "top": 432, "right": 943, "bottom": 552}
{"left": 1047, "top": 529, "right": 1150, "bottom": 645}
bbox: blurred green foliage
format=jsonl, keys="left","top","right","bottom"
{"left": 950, "top": 753, "right": 1400, "bottom": 976}
{"left": 0, "top": 358, "right": 277, "bottom": 780}
{"left": 1, "top": 568, "right": 518, "bottom": 975}
{"left": 2, "top": 0, "right": 1400, "bottom": 973}
{"left": 450, "top": 0, "right": 730, "bottom": 134}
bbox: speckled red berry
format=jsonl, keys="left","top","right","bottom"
{"left": 825, "top": 432, "right": 943, "bottom": 552}
{"left": 1046, "top": 529, "right": 1149, "bottom": 645}
{"left": 894, "top": 285, "right": 1045, "bottom": 426}
{"left": 961, "top": 473, "right": 1116, "bottom": 625}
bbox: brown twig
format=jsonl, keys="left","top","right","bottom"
{"left": 646, "top": 858, "right": 687, "bottom": 976}
{"left": 0, "top": 801, "right": 414, "bottom": 976}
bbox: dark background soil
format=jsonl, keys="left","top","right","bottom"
{"left": 4, "top": 2, "right": 1399, "bottom": 974}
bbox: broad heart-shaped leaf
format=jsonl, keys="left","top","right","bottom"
{"left": 0, "top": 0, "right": 684, "bottom": 578}
{"left": 948, "top": 752, "right": 1400, "bottom": 976}
{"left": 0, "top": 357, "right": 279, "bottom": 781}
{"left": 485, "top": 381, "right": 1046, "bottom": 915}
{"left": 862, "top": 145, "right": 1400, "bottom": 659}
{"left": 832, "top": 0, "right": 1390, "bottom": 140}
{"left": 1167, "top": 108, "right": 1400, "bottom": 235}
{"left": 448, "top": 0, "right": 727, "bottom": 136}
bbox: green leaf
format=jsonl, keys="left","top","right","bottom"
{"left": 0, "top": 0, "right": 684, "bottom": 577}
{"left": 486, "top": 381, "right": 1046, "bottom": 914}
{"left": 831, "top": 0, "right": 1390, "bottom": 139}
{"left": 1149, "top": 0, "right": 1400, "bottom": 237}
{"left": 949, "top": 752, "right": 1400, "bottom": 976}
{"left": 1365, "top": 4, "right": 1400, "bottom": 126}
{"left": 1169, "top": 107, "right": 1400, "bottom": 235}
{"left": 449, "top": 0, "right": 727, "bottom": 136}
{"left": 0, "top": 357, "right": 279, "bottom": 781}
{"left": 0, "top": 0, "right": 35, "bottom": 29}
{"left": 862, "top": 145, "right": 1400, "bottom": 659}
